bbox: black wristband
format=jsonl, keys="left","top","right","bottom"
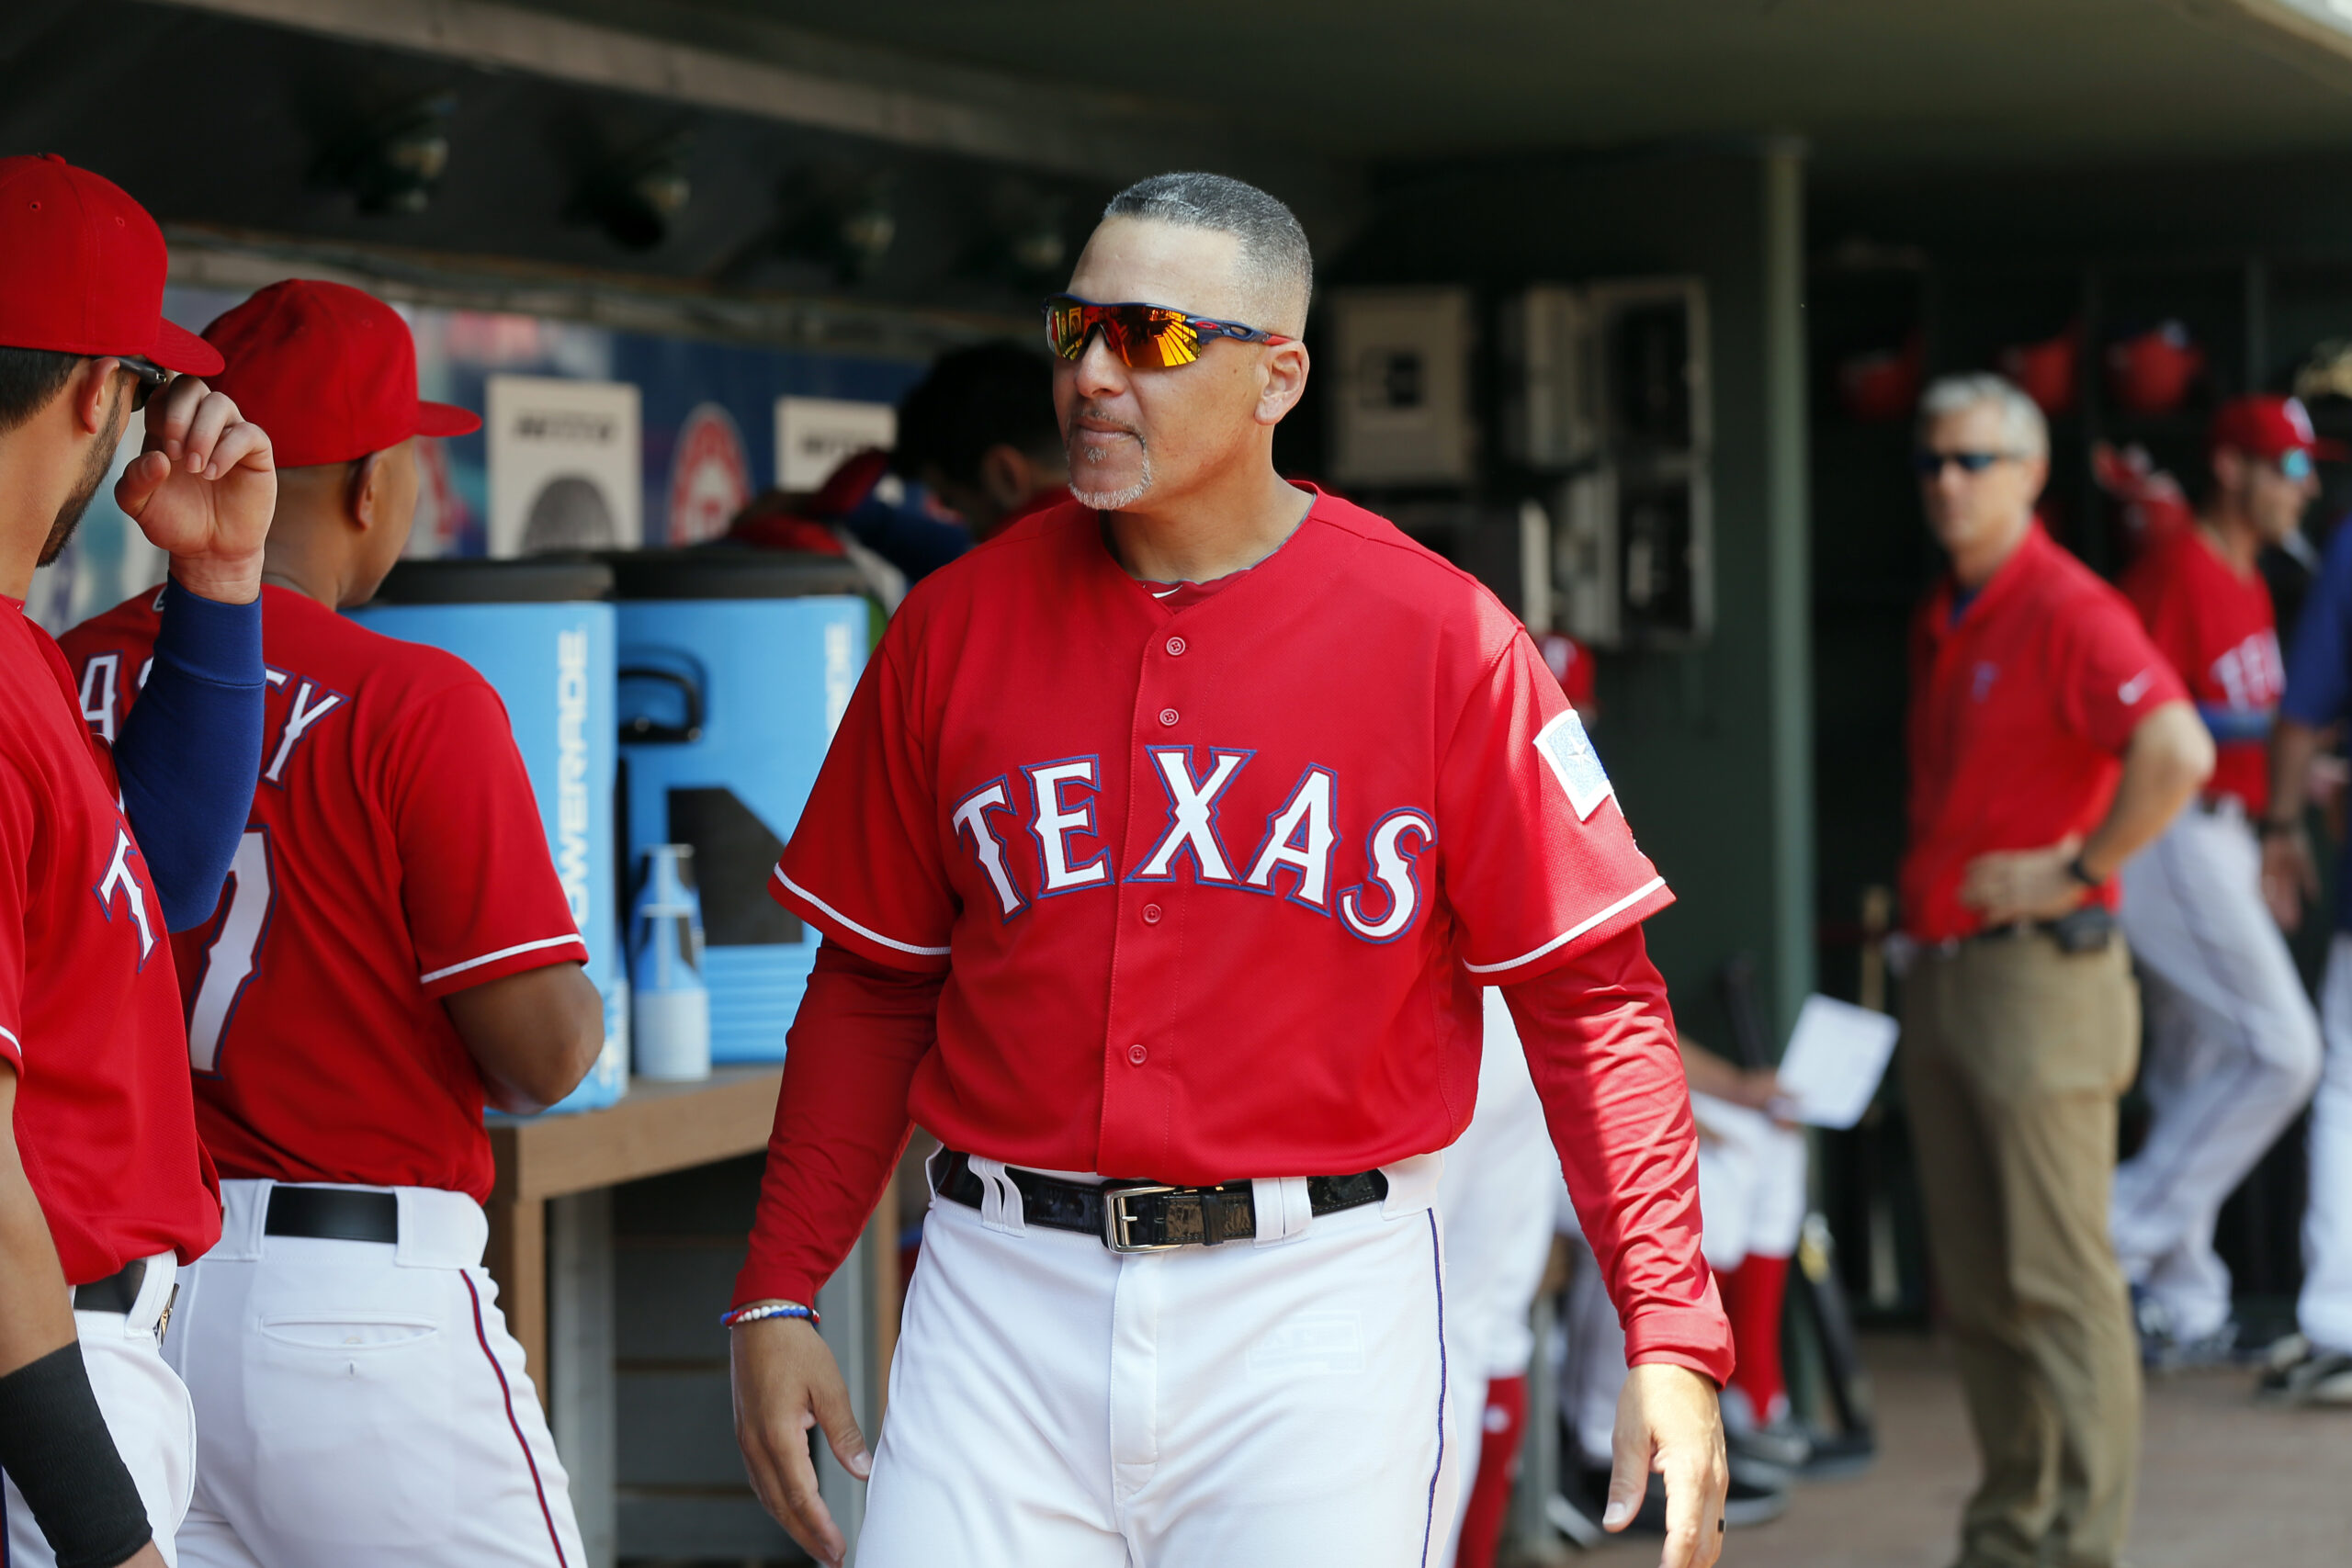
{"left": 0, "top": 1343, "right": 154, "bottom": 1568}
{"left": 2261, "top": 817, "right": 2302, "bottom": 840}
{"left": 2066, "top": 853, "right": 2106, "bottom": 890}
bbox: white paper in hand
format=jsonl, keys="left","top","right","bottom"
{"left": 1776, "top": 994, "right": 1901, "bottom": 1130}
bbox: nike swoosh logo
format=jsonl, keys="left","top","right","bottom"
{"left": 2120, "top": 670, "right": 2154, "bottom": 705}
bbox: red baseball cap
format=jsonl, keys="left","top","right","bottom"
{"left": 2210, "top": 394, "right": 2346, "bottom": 462}
{"left": 201, "top": 279, "right": 480, "bottom": 468}
{"left": 0, "top": 154, "right": 221, "bottom": 376}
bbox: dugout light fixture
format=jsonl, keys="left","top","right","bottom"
{"left": 571, "top": 136, "right": 693, "bottom": 252}
{"left": 318, "top": 92, "right": 458, "bottom": 216}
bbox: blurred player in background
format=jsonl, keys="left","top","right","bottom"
{"left": 890, "top": 339, "right": 1069, "bottom": 539}
{"left": 63, "top": 279, "right": 605, "bottom": 1565}
{"left": 1434, "top": 991, "right": 1560, "bottom": 1568}
{"left": 2110, "top": 395, "right": 2328, "bottom": 1367}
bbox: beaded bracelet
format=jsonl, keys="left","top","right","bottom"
{"left": 721, "top": 1300, "right": 821, "bottom": 1330}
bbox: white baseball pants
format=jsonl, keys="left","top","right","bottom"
{"left": 1555, "top": 1092, "right": 1806, "bottom": 1465}
{"left": 164, "top": 1180, "right": 584, "bottom": 1568}
{"left": 2299, "top": 937, "right": 2352, "bottom": 1353}
{"left": 4, "top": 1256, "right": 191, "bottom": 1568}
{"left": 1433, "top": 991, "right": 1568, "bottom": 1568}
{"left": 2115, "top": 807, "right": 2323, "bottom": 1340}
{"left": 855, "top": 1152, "right": 1458, "bottom": 1568}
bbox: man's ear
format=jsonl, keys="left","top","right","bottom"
{"left": 71, "top": 358, "right": 123, "bottom": 436}
{"left": 345, "top": 452, "right": 383, "bottom": 531}
{"left": 2211, "top": 446, "right": 2247, "bottom": 495}
{"left": 1255, "top": 339, "right": 1311, "bottom": 427}
{"left": 978, "top": 445, "right": 1034, "bottom": 511}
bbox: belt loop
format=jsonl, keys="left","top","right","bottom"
{"left": 395, "top": 1188, "right": 487, "bottom": 1269}
{"left": 1250, "top": 1177, "right": 1313, "bottom": 1247}
{"left": 1379, "top": 1151, "right": 1443, "bottom": 1217}
{"left": 968, "top": 1156, "right": 1027, "bottom": 1235}
{"left": 125, "top": 1254, "right": 175, "bottom": 1337}
{"left": 213, "top": 1179, "right": 272, "bottom": 1262}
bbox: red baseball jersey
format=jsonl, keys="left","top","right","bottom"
{"left": 0, "top": 598, "right": 219, "bottom": 1285}
{"left": 62, "top": 584, "right": 588, "bottom": 1201}
{"left": 768, "top": 487, "right": 1673, "bottom": 1184}
{"left": 2121, "top": 525, "right": 2281, "bottom": 816}
{"left": 1903, "top": 523, "right": 2188, "bottom": 943}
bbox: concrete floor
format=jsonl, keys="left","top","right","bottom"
{"left": 1566, "top": 1334, "right": 2352, "bottom": 1566}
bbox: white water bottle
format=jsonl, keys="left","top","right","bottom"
{"left": 629, "top": 844, "right": 711, "bottom": 1081}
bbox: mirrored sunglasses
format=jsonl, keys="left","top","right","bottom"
{"left": 1911, "top": 448, "right": 2019, "bottom": 478}
{"left": 1043, "top": 294, "right": 1294, "bottom": 370}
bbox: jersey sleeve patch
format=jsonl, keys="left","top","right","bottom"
{"left": 1533, "top": 709, "right": 1613, "bottom": 821}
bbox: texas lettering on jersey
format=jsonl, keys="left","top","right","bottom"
{"left": 934, "top": 746, "right": 1438, "bottom": 942}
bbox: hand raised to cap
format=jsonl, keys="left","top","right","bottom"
{"left": 114, "top": 368, "right": 276, "bottom": 605}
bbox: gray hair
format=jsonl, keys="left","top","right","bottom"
{"left": 1102, "top": 172, "right": 1313, "bottom": 332}
{"left": 1916, "top": 372, "right": 2048, "bottom": 460}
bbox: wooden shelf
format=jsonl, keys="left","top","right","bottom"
{"left": 484, "top": 1066, "right": 783, "bottom": 1404}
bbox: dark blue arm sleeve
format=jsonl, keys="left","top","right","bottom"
{"left": 115, "top": 580, "right": 266, "bottom": 931}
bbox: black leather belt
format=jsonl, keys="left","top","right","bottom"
{"left": 266, "top": 1186, "right": 400, "bottom": 1244}
{"left": 71, "top": 1258, "right": 146, "bottom": 1314}
{"left": 934, "top": 1149, "right": 1387, "bottom": 1253}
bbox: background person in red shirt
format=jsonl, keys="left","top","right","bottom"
{"left": 2109, "top": 396, "right": 2330, "bottom": 1368}
{"left": 729, "top": 173, "right": 1732, "bottom": 1568}
{"left": 1899, "top": 373, "right": 2211, "bottom": 1568}
{"left": 62, "top": 280, "right": 605, "bottom": 1568}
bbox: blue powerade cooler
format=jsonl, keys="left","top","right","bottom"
{"left": 611, "top": 550, "right": 870, "bottom": 1064}
{"left": 352, "top": 558, "right": 628, "bottom": 1113}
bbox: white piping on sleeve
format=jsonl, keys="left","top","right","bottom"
{"left": 0, "top": 1022, "right": 18, "bottom": 1057}
{"left": 772, "top": 867, "right": 952, "bottom": 957}
{"left": 419, "top": 933, "right": 588, "bottom": 987}
{"left": 1462, "top": 876, "right": 1668, "bottom": 976}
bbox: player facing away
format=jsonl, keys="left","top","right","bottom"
{"left": 2110, "top": 396, "right": 2328, "bottom": 1366}
{"left": 0, "top": 156, "right": 277, "bottom": 1568}
{"left": 729, "top": 173, "right": 1733, "bottom": 1568}
{"left": 60, "top": 279, "right": 606, "bottom": 1566}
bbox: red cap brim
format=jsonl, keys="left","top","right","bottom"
{"left": 149, "top": 316, "right": 225, "bottom": 378}
{"left": 415, "top": 400, "right": 481, "bottom": 439}
{"left": 2315, "top": 437, "right": 2349, "bottom": 461}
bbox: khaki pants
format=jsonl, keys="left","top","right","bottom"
{"left": 1903, "top": 931, "right": 2142, "bottom": 1568}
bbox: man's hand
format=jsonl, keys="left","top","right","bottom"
{"left": 730, "top": 1314, "right": 870, "bottom": 1568}
{"left": 1602, "top": 1363, "right": 1728, "bottom": 1568}
{"left": 1959, "top": 833, "right": 2088, "bottom": 928}
{"left": 113, "top": 372, "right": 275, "bottom": 604}
{"left": 2263, "top": 820, "right": 2321, "bottom": 932}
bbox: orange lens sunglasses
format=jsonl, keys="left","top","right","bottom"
{"left": 1043, "top": 294, "right": 1294, "bottom": 370}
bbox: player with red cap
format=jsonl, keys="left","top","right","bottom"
{"left": 61, "top": 278, "right": 605, "bottom": 1566}
{"left": 2109, "top": 394, "right": 2333, "bottom": 1368}
{"left": 0, "top": 155, "right": 277, "bottom": 1568}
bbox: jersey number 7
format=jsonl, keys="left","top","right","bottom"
{"left": 188, "top": 829, "right": 277, "bottom": 1074}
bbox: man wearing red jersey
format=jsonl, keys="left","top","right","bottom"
{"left": 728, "top": 173, "right": 1730, "bottom": 1568}
{"left": 62, "top": 279, "right": 604, "bottom": 1567}
{"left": 0, "top": 157, "right": 276, "bottom": 1568}
{"left": 1900, "top": 373, "right": 2211, "bottom": 1568}
{"left": 2110, "top": 395, "right": 2330, "bottom": 1367}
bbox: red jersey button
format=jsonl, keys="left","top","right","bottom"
{"left": 1166, "top": 636, "right": 1187, "bottom": 657}
{"left": 1158, "top": 707, "right": 1179, "bottom": 727}
{"left": 1126, "top": 1043, "right": 1148, "bottom": 1066}
{"left": 1142, "top": 903, "right": 1163, "bottom": 924}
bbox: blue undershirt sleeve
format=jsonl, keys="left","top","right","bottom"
{"left": 115, "top": 579, "right": 266, "bottom": 931}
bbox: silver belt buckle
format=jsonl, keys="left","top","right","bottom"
{"left": 1103, "top": 1184, "right": 1182, "bottom": 1253}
